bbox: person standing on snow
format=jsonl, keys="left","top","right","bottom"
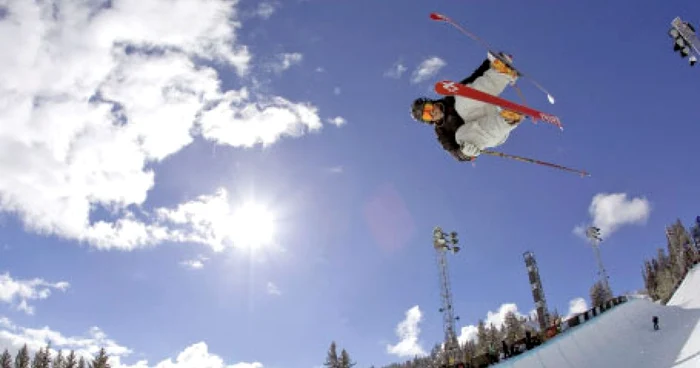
{"left": 410, "top": 52, "right": 523, "bottom": 162}
{"left": 653, "top": 315, "right": 659, "bottom": 330}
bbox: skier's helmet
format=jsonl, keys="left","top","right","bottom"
{"left": 410, "top": 97, "right": 434, "bottom": 123}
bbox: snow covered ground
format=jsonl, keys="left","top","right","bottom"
{"left": 493, "top": 264, "right": 700, "bottom": 367}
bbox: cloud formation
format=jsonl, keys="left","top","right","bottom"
{"left": 565, "top": 297, "right": 588, "bottom": 319}
{"left": 266, "top": 282, "right": 281, "bottom": 296}
{"left": 0, "top": 0, "right": 334, "bottom": 252}
{"left": 384, "top": 59, "right": 408, "bottom": 79}
{"left": 327, "top": 116, "right": 346, "bottom": 127}
{"left": 270, "top": 52, "right": 303, "bottom": 73}
{"left": 0, "top": 316, "right": 262, "bottom": 368}
{"left": 410, "top": 57, "right": 446, "bottom": 84}
{"left": 574, "top": 192, "right": 651, "bottom": 240}
{"left": 387, "top": 305, "right": 427, "bottom": 358}
{"left": 0, "top": 272, "right": 69, "bottom": 315}
{"left": 457, "top": 303, "right": 530, "bottom": 344}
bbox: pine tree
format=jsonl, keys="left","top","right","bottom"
{"left": 63, "top": 352, "right": 76, "bottom": 368}
{"left": 31, "top": 345, "right": 51, "bottom": 368}
{"left": 90, "top": 348, "right": 110, "bottom": 368}
{"left": 31, "top": 350, "right": 41, "bottom": 368}
{"left": 52, "top": 350, "right": 64, "bottom": 368}
{"left": 462, "top": 340, "right": 477, "bottom": 363}
{"left": 642, "top": 260, "right": 657, "bottom": 298}
{"left": 76, "top": 357, "right": 85, "bottom": 368}
{"left": 589, "top": 281, "right": 609, "bottom": 307}
{"left": 475, "top": 320, "right": 488, "bottom": 355}
{"left": 485, "top": 324, "right": 501, "bottom": 355}
{"left": 339, "top": 349, "right": 355, "bottom": 368}
{"left": 691, "top": 217, "right": 700, "bottom": 254}
{"left": 503, "top": 311, "right": 525, "bottom": 344}
{"left": 1, "top": 350, "right": 12, "bottom": 368}
{"left": 15, "top": 345, "right": 30, "bottom": 368}
{"left": 323, "top": 341, "right": 339, "bottom": 368}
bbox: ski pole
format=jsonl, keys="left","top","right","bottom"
{"left": 480, "top": 149, "right": 590, "bottom": 177}
{"left": 430, "top": 12, "right": 556, "bottom": 105}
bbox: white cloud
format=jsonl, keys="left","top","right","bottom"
{"left": 327, "top": 116, "right": 346, "bottom": 127}
{"left": 198, "top": 90, "right": 322, "bottom": 148}
{"left": 0, "top": 272, "right": 69, "bottom": 315}
{"left": 266, "top": 281, "right": 281, "bottom": 296}
{"left": 384, "top": 60, "right": 407, "bottom": 79}
{"left": 410, "top": 57, "right": 446, "bottom": 84}
{"left": 154, "top": 188, "right": 242, "bottom": 252}
{"left": 180, "top": 255, "right": 209, "bottom": 270}
{"left": 0, "top": 320, "right": 130, "bottom": 361}
{"left": 0, "top": 316, "right": 262, "bottom": 368}
{"left": 0, "top": 0, "right": 333, "bottom": 252}
{"left": 333, "top": 87, "right": 341, "bottom": 95}
{"left": 386, "top": 305, "right": 426, "bottom": 358}
{"left": 270, "top": 52, "right": 303, "bottom": 73}
{"left": 256, "top": 1, "right": 279, "bottom": 19}
{"left": 574, "top": 192, "right": 651, "bottom": 240}
{"left": 457, "top": 303, "right": 530, "bottom": 344}
{"left": 564, "top": 297, "right": 588, "bottom": 319}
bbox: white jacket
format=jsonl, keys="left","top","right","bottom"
{"left": 453, "top": 62, "right": 518, "bottom": 150}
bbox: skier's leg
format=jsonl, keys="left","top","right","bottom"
{"left": 469, "top": 53, "right": 518, "bottom": 96}
{"left": 454, "top": 53, "right": 520, "bottom": 121}
{"left": 455, "top": 106, "right": 522, "bottom": 151}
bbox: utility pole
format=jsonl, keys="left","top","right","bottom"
{"left": 432, "top": 226, "right": 461, "bottom": 366}
{"left": 586, "top": 226, "right": 611, "bottom": 295}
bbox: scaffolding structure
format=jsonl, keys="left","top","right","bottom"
{"left": 523, "top": 251, "right": 550, "bottom": 331}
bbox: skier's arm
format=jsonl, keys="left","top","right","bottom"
{"left": 436, "top": 126, "right": 473, "bottom": 162}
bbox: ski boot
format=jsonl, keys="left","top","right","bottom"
{"left": 499, "top": 108, "right": 524, "bottom": 125}
{"left": 488, "top": 51, "right": 520, "bottom": 79}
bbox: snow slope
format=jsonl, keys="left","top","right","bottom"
{"left": 493, "top": 264, "right": 700, "bottom": 367}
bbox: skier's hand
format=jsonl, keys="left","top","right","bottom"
{"left": 450, "top": 149, "right": 473, "bottom": 162}
{"left": 460, "top": 142, "right": 481, "bottom": 158}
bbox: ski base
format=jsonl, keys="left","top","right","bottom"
{"left": 434, "top": 80, "right": 563, "bottom": 130}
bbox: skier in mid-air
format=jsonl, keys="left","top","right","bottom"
{"left": 410, "top": 52, "right": 523, "bottom": 162}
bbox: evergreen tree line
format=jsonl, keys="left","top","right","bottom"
{"left": 0, "top": 344, "right": 111, "bottom": 368}
{"left": 367, "top": 310, "right": 539, "bottom": 368}
{"left": 323, "top": 341, "right": 356, "bottom": 368}
{"left": 642, "top": 218, "right": 700, "bottom": 304}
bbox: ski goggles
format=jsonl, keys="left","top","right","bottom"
{"left": 421, "top": 103, "right": 435, "bottom": 121}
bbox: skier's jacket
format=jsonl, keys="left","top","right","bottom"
{"left": 433, "top": 59, "right": 491, "bottom": 161}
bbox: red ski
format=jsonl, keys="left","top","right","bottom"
{"left": 434, "top": 80, "right": 563, "bottom": 130}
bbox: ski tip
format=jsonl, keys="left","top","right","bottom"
{"left": 430, "top": 12, "right": 446, "bottom": 21}
{"left": 547, "top": 94, "right": 555, "bottom": 104}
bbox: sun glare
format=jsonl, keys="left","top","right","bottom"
{"left": 230, "top": 201, "right": 276, "bottom": 249}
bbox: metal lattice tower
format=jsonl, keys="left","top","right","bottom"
{"left": 432, "top": 226, "right": 460, "bottom": 364}
{"left": 586, "top": 227, "right": 611, "bottom": 295}
{"left": 523, "top": 251, "right": 550, "bottom": 331}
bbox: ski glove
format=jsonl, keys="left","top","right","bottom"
{"left": 460, "top": 142, "right": 481, "bottom": 158}
{"left": 450, "top": 149, "right": 473, "bottom": 162}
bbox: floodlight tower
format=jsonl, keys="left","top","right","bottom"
{"left": 586, "top": 226, "right": 611, "bottom": 294}
{"left": 669, "top": 16, "right": 699, "bottom": 66}
{"left": 432, "top": 226, "right": 461, "bottom": 364}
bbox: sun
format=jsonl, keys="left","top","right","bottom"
{"left": 230, "top": 201, "right": 276, "bottom": 249}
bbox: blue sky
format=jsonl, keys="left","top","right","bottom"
{"left": 0, "top": 0, "right": 699, "bottom": 367}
